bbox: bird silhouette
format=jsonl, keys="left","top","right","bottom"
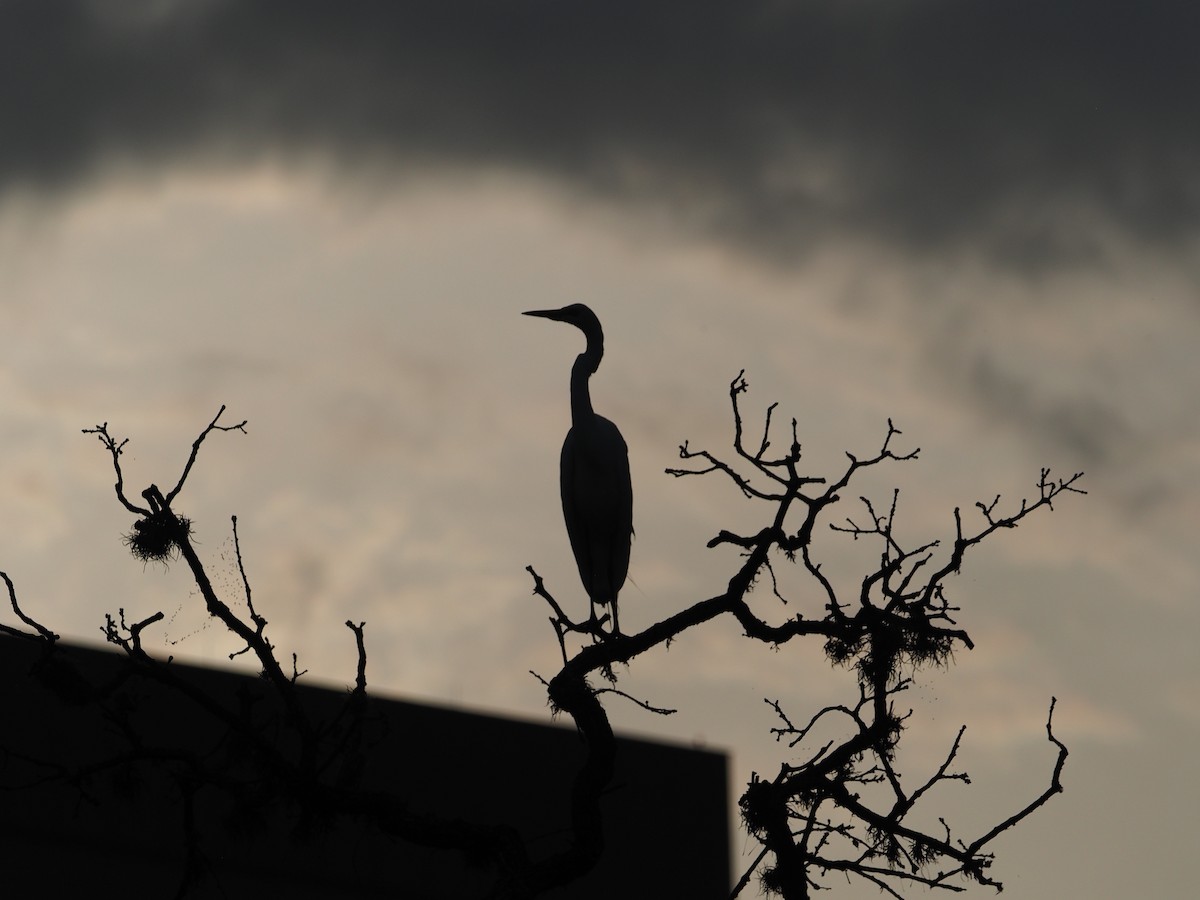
{"left": 524, "top": 304, "right": 633, "bottom": 635}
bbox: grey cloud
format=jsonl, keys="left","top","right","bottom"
{"left": 4, "top": 1, "right": 1198, "bottom": 267}
{"left": 967, "top": 353, "right": 1134, "bottom": 467}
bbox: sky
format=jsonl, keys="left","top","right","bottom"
{"left": 2, "top": 2, "right": 1197, "bottom": 896}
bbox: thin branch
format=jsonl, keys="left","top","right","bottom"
{"left": 81, "top": 423, "right": 150, "bottom": 516}
{"left": 0, "top": 571, "right": 59, "bottom": 642}
{"left": 594, "top": 686, "right": 677, "bottom": 715}
{"left": 164, "top": 405, "right": 247, "bottom": 506}
{"left": 667, "top": 440, "right": 775, "bottom": 500}
{"left": 231, "top": 515, "right": 266, "bottom": 634}
{"left": 902, "top": 725, "right": 970, "bottom": 813}
{"left": 729, "top": 846, "right": 770, "bottom": 899}
{"left": 964, "top": 698, "right": 1068, "bottom": 854}
{"left": 345, "top": 620, "right": 368, "bottom": 696}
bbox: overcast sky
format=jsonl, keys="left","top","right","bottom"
{"left": 2, "top": 3, "right": 1197, "bottom": 896}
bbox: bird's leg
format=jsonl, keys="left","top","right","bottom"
{"left": 584, "top": 597, "right": 614, "bottom": 641}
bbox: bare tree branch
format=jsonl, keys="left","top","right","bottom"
{"left": 1, "top": 571, "right": 59, "bottom": 643}
{"left": 164, "top": 405, "right": 247, "bottom": 506}
{"left": 10, "top": 374, "right": 1080, "bottom": 900}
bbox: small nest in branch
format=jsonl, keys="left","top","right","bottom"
{"left": 824, "top": 632, "right": 866, "bottom": 667}
{"left": 738, "top": 777, "right": 776, "bottom": 838}
{"left": 124, "top": 510, "right": 191, "bottom": 564}
{"left": 825, "top": 612, "right": 957, "bottom": 684}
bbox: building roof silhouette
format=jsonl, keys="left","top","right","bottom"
{"left": 0, "top": 635, "right": 728, "bottom": 898}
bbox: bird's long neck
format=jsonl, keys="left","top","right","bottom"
{"left": 569, "top": 333, "right": 603, "bottom": 429}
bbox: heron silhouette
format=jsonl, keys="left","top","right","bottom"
{"left": 524, "top": 304, "right": 633, "bottom": 635}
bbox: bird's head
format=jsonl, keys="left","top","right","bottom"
{"left": 522, "top": 303, "right": 603, "bottom": 343}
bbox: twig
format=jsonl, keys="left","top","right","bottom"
{"left": 345, "top": 620, "right": 368, "bottom": 695}
{"left": 165, "top": 405, "right": 247, "bottom": 506}
{"left": 81, "top": 423, "right": 150, "bottom": 516}
{"left": 594, "top": 687, "right": 676, "bottom": 716}
{"left": 231, "top": 516, "right": 266, "bottom": 634}
{"left": 1, "top": 571, "right": 59, "bottom": 642}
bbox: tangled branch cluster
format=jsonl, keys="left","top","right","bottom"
{"left": 680, "top": 374, "right": 1079, "bottom": 897}
{"left": 533, "top": 372, "right": 1081, "bottom": 898}
{"left": 1, "top": 376, "right": 1083, "bottom": 899}
{"left": 3, "top": 407, "right": 642, "bottom": 898}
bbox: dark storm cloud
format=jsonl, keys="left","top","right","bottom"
{"left": 4, "top": 0, "right": 1197, "bottom": 265}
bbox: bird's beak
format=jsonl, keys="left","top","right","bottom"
{"left": 522, "top": 308, "right": 566, "bottom": 321}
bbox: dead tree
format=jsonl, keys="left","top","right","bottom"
{"left": 1, "top": 374, "right": 1082, "bottom": 899}
{"left": 532, "top": 372, "right": 1080, "bottom": 898}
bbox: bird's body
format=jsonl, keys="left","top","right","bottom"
{"left": 525, "top": 304, "right": 632, "bottom": 633}
{"left": 560, "top": 413, "right": 632, "bottom": 612}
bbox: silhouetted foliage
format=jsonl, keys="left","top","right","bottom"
{"left": 0, "top": 377, "right": 1082, "bottom": 899}
{"left": 538, "top": 372, "right": 1080, "bottom": 897}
